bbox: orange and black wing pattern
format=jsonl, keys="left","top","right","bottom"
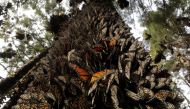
{"left": 69, "top": 63, "right": 90, "bottom": 81}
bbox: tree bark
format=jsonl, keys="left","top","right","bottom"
{"left": 2, "top": 75, "right": 34, "bottom": 109}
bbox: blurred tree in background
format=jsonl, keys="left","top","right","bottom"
{"left": 0, "top": 0, "right": 66, "bottom": 75}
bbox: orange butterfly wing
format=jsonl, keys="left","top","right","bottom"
{"left": 69, "top": 63, "right": 90, "bottom": 81}
{"left": 93, "top": 44, "right": 104, "bottom": 52}
{"left": 109, "top": 38, "right": 117, "bottom": 48}
{"left": 90, "top": 69, "right": 114, "bottom": 83}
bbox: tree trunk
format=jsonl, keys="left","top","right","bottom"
{"left": 0, "top": 0, "right": 183, "bottom": 109}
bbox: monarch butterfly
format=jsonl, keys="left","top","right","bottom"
{"left": 69, "top": 63, "right": 115, "bottom": 83}
{"left": 103, "top": 38, "right": 117, "bottom": 48}
{"left": 154, "top": 90, "right": 176, "bottom": 101}
{"left": 125, "top": 89, "right": 142, "bottom": 101}
{"left": 138, "top": 87, "right": 154, "bottom": 99}
{"left": 93, "top": 38, "right": 117, "bottom": 53}
{"left": 92, "top": 44, "right": 104, "bottom": 52}
{"left": 146, "top": 105, "right": 153, "bottom": 109}
{"left": 69, "top": 63, "right": 90, "bottom": 81}
{"left": 165, "top": 102, "right": 175, "bottom": 109}
{"left": 90, "top": 69, "right": 115, "bottom": 83}
{"left": 109, "top": 37, "right": 117, "bottom": 48}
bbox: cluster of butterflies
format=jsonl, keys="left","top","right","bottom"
{"left": 68, "top": 37, "right": 118, "bottom": 83}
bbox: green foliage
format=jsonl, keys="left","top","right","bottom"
{"left": 20, "top": 17, "right": 32, "bottom": 27}
{"left": 0, "top": 0, "right": 66, "bottom": 74}
{"left": 163, "top": 59, "right": 175, "bottom": 70}
{"left": 141, "top": 0, "right": 190, "bottom": 58}
{"left": 143, "top": 15, "right": 173, "bottom": 57}
{"left": 45, "top": 0, "right": 57, "bottom": 14}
